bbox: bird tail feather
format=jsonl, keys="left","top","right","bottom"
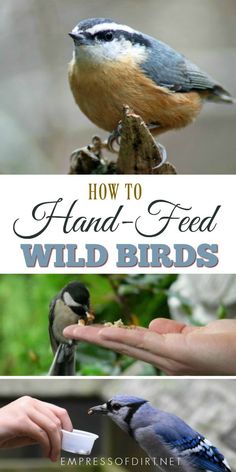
{"left": 208, "top": 85, "right": 236, "bottom": 104}
{"left": 48, "top": 343, "right": 76, "bottom": 376}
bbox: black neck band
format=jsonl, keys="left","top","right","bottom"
{"left": 124, "top": 401, "right": 147, "bottom": 438}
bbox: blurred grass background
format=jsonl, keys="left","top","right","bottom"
{"left": 0, "top": 274, "right": 233, "bottom": 376}
{"left": 0, "top": 0, "right": 236, "bottom": 174}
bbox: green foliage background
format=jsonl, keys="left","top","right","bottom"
{"left": 0, "top": 274, "right": 178, "bottom": 376}
{"left": 0, "top": 274, "right": 227, "bottom": 376}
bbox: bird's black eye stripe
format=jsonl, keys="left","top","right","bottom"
{"left": 93, "top": 30, "right": 151, "bottom": 47}
{"left": 94, "top": 30, "right": 114, "bottom": 41}
{"left": 108, "top": 400, "right": 147, "bottom": 413}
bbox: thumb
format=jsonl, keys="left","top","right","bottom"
{"left": 149, "top": 318, "right": 194, "bottom": 334}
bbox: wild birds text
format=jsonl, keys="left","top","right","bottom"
{"left": 13, "top": 185, "right": 221, "bottom": 269}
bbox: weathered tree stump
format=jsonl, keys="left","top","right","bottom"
{"left": 69, "top": 106, "right": 176, "bottom": 175}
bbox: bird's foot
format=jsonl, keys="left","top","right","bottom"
{"left": 147, "top": 122, "right": 160, "bottom": 131}
{"left": 89, "top": 135, "right": 108, "bottom": 156}
{"left": 70, "top": 135, "right": 103, "bottom": 161}
{"left": 107, "top": 122, "right": 122, "bottom": 153}
{"left": 146, "top": 123, "right": 168, "bottom": 169}
{"left": 153, "top": 141, "right": 168, "bottom": 169}
{"left": 70, "top": 145, "right": 100, "bottom": 174}
{"left": 69, "top": 136, "right": 109, "bottom": 174}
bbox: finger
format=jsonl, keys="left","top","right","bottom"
{"left": 63, "top": 324, "right": 196, "bottom": 374}
{"left": 102, "top": 339, "right": 192, "bottom": 375}
{"left": 91, "top": 335, "right": 204, "bottom": 375}
{"left": 99, "top": 326, "right": 166, "bottom": 351}
{"left": 85, "top": 336, "right": 176, "bottom": 372}
{"left": 63, "top": 324, "right": 185, "bottom": 369}
{"left": 2, "top": 436, "right": 37, "bottom": 449}
{"left": 49, "top": 405, "right": 73, "bottom": 431}
{"left": 97, "top": 328, "right": 186, "bottom": 370}
{"left": 35, "top": 401, "right": 73, "bottom": 431}
{"left": 63, "top": 324, "right": 203, "bottom": 374}
{"left": 149, "top": 318, "right": 186, "bottom": 333}
{"left": 149, "top": 318, "right": 195, "bottom": 334}
{"left": 18, "top": 418, "right": 51, "bottom": 457}
{"left": 99, "top": 326, "right": 195, "bottom": 363}
{"left": 29, "top": 409, "right": 62, "bottom": 462}
{"left": 63, "top": 324, "right": 105, "bottom": 341}
{"left": 63, "top": 324, "right": 145, "bottom": 340}
{"left": 69, "top": 324, "right": 199, "bottom": 368}
{"left": 34, "top": 403, "right": 64, "bottom": 427}
{"left": 63, "top": 323, "right": 195, "bottom": 355}
{"left": 64, "top": 325, "right": 172, "bottom": 370}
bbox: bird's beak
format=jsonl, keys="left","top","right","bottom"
{"left": 88, "top": 403, "right": 108, "bottom": 415}
{"left": 68, "top": 32, "right": 87, "bottom": 45}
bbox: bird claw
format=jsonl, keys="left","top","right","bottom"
{"left": 146, "top": 123, "right": 168, "bottom": 169}
{"left": 70, "top": 147, "right": 100, "bottom": 164}
{"left": 107, "top": 122, "right": 122, "bottom": 153}
{"left": 153, "top": 142, "right": 168, "bottom": 169}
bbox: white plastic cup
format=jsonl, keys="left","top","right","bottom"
{"left": 61, "top": 429, "right": 99, "bottom": 455}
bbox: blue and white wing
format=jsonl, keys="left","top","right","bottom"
{"left": 171, "top": 435, "right": 231, "bottom": 472}
{"left": 152, "top": 411, "right": 231, "bottom": 472}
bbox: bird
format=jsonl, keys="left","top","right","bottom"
{"left": 88, "top": 395, "right": 231, "bottom": 472}
{"left": 48, "top": 281, "right": 94, "bottom": 376}
{"left": 68, "top": 18, "right": 234, "bottom": 153}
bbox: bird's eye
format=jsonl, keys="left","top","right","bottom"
{"left": 112, "top": 403, "right": 121, "bottom": 411}
{"left": 104, "top": 31, "right": 114, "bottom": 41}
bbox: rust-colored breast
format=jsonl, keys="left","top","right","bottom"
{"left": 68, "top": 58, "right": 203, "bottom": 134}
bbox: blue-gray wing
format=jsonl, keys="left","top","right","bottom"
{"left": 141, "top": 35, "right": 228, "bottom": 96}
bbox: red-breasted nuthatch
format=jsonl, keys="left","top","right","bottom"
{"left": 68, "top": 18, "right": 235, "bottom": 141}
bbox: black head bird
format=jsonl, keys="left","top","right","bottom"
{"left": 48, "top": 281, "right": 94, "bottom": 376}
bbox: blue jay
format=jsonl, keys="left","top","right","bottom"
{"left": 88, "top": 395, "right": 231, "bottom": 472}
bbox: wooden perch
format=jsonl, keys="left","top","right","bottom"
{"left": 69, "top": 106, "right": 176, "bottom": 175}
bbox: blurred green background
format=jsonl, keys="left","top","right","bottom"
{"left": 0, "top": 274, "right": 234, "bottom": 376}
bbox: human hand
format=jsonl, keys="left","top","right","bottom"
{"left": 63, "top": 318, "right": 236, "bottom": 375}
{"left": 0, "top": 396, "right": 72, "bottom": 461}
